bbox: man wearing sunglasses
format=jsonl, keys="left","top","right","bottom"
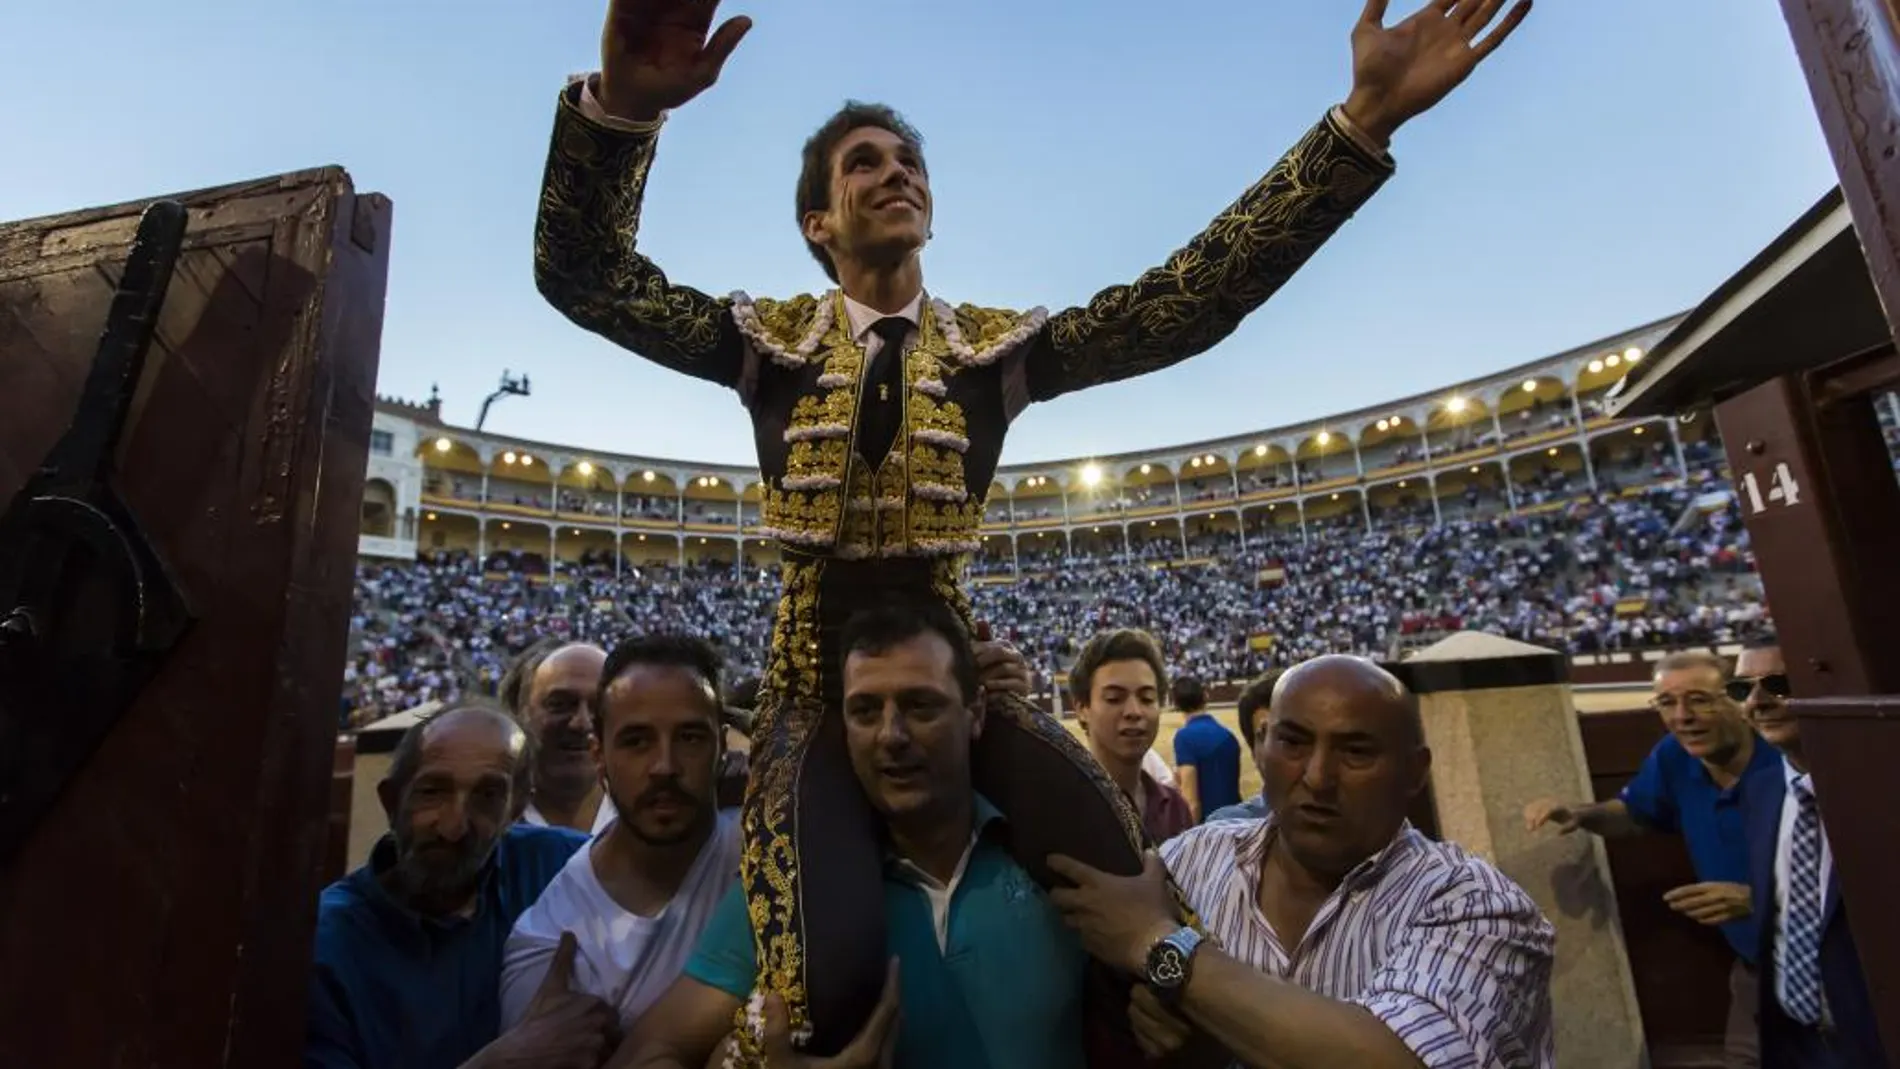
{"left": 1732, "top": 641, "right": 1889, "bottom": 1068}
{"left": 1525, "top": 650, "right": 1782, "bottom": 1069}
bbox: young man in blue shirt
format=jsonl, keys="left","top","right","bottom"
{"left": 616, "top": 602, "right": 1094, "bottom": 1069}
{"left": 1206, "top": 670, "right": 1281, "bottom": 823}
{"left": 1169, "top": 675, "right": 1242, "bottom": 823}
{"left": 305, "top": 703, "right": 616, "bottom": 1069}
{"left": 1525, "top": 650, "right": 1782, "bottom": 1069}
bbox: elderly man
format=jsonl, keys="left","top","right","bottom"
{"left": 306, "top": 704, "right": 616, "bottom": 1069}
{"left": 1733, "top": 641, "right": 1889, "bottom": 1068}
{"left": 502, "top": 640, "right": 617, "bottom": 836}
{"left": 1525, "top": 649, "right": 1783, "bottom": 1068}
{"left": 1048, "top": 655, "right": 1555, "bottom": 1068}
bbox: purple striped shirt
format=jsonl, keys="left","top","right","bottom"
{"left": 1161, "top": 818, "right": 1556, "bottom": 1069}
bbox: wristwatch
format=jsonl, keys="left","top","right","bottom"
{"left": 1143, "top": 926, "right": 1205, "bottom": 1003}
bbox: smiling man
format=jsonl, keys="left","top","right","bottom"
{"left": 535, "top": 0, "right": 1532, "bottom": 1056}
{"left": 1071, "top": 629, "right": 1194, "bottom": 843}
{"left": 616, "top": 602, "right": 1094, "bottom": 1069}
{"left": 505, "top": 641, "right": 616, "bottom": 836}
{"left": 1525, "top": 650, "right": 1783, "bottom": 1069}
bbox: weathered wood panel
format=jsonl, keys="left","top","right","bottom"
{"left": 0, "top": 169, "right": 390, "bottom": 1068}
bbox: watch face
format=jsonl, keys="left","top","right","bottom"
{"left": 1149, "top": 943, "right": 1188, "bottom": 987}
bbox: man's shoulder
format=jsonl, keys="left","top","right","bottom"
{"left": 938, "top": 300, "right": 1048, "bottom": 366}
{"left": 1174, "top": 717, "right": 1224, "bottom": 759}
{"left": 1643, "top": 732, "right": 1691, "bottom": 765}
{"left": 311, "top": 871, "right": 382, "bottom": 964}
{"left": 1159, "top": 817, "right": 1258, "bottom": 876}
{"left": 500, "top": 823, "right": 588, "bottom": 879}
{"left": 731, "top": 291, "right": 828, "bottom": 360}
{"left": 1391, "top": 832, "right": 1550, "bottom": 931}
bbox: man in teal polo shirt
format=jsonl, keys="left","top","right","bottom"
{"left": 615, "top": 602, "right": 1089, "bottom": 1069}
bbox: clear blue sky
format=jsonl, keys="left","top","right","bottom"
{"left": 1, "top": 0, "right": 1837, "bottom": 466}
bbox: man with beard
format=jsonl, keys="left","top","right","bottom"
{"left": 501, "top": 635, "right": 743, "bottom": 1031}
{"left": 505, "top": 640, "right": 618, "bottom": 836}
{"left": 306, "top": 704, "right": 617, "bottom": 1069}
{"left": 618, "top": 604, "right": 1096, "bottom": 1069}
{"left": 1525, "top": 650, "right": 1783, "bottom": 1069}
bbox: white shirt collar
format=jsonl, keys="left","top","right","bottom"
{"left": 840, "top": 291, "right": 924, "bottom": 341}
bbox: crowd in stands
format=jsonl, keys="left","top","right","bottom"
{"left": 342, "top": 460, "right": 1767, "bottom": 727}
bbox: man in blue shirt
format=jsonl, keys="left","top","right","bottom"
{"left": 1525, "top": 650, "right": 1782, "bottom": 1069}
{"left": 1206, "top": 670, "right": 1281, "bottom": 822}
{"left": 616, "top": 603, "right": 1092, "bottom": 1069}
{"left": 305, "top": 703, "right": 615, "bottom": 1069}
{"left": 1169, "top": 676, "right": 1242, "bottom": 823}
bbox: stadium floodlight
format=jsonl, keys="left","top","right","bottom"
{"left": 1446, "top": 396, "right": 1469, "bottom": 414}
{"left": 1081, "top": 463, "right": 1104, "bottom": 487}
{"left": 1624, "top": 347, "right": 1643, "bottom": 363}
{"left": 1316, "top": 431, "right": 1332, "bottom": 446}
{"left": 1254, "top": 444, "right": 1268, "bottom": 457}
{"left": 1375, "top": 419, "right": 1389, "bottom": 432}
{"left": 642, "top": 470, "right": 656, "bottom": 482}
{"left": 503, "top": 450, "right": 518, "bottom": 465}
{"left": 1139, "top": 463, "right": 1152, "bottom": 475}
{"left": 577, "top": 461, "right": 594, "bottom": 476}
{"left": 434, "top": 437, "right": 453, "bottom": 453}
{"left": 1522, "top": 379, "right": 1537, "bottom": 393}
{"left": 1588, "top": 359, "right": 1605, "bottom": 374}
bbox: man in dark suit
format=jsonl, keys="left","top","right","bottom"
{"left": 1735, "top": 641, "right": 1889, "bottom": 1068}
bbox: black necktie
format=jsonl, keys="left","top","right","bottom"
{"left": 859, "top": 316, "right": 910, "bottom": 468}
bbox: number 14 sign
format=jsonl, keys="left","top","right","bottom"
{"left": 1740, "top": 463, "right": 1802, "bottom": 514}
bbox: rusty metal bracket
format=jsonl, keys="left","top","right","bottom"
{"left": 0, "top": 201, "right": 195, "bottom": 866}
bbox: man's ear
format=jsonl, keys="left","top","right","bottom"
{"left": 1409, "top": 746, "right": 1434, "bottom": 798}
{"left": 801, "top": 209, "right": 832, "bottom": 251}
{"left": 968, "top": 697, "right": 987, "bottom": 741}
{"left": 377, "top": 778, "right": 399, "bottom": 826}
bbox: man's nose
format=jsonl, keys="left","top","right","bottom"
{"left": 651, "top": 737, "right": 679, "bottom": 777}
{"left": 1300, "top": 749, "right": 1339, "bottom": 795}
{"left": 434, "top": 796, "right": 469, "bottom": 841}
{"left": 877, "top": 705, "right": 912, "bottom": 747}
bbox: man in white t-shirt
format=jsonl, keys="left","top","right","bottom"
{"left": 500, "top": 634, "right": 742, "bottom": 1030}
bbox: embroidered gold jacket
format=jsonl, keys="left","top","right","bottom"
{"left": 534, "top": 83, "right": 1393, "bottom": 560}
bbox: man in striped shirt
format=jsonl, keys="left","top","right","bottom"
{"left": 1048, "top": 655, "right": 1555, "bottom": 1069}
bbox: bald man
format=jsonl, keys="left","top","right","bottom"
{"left": 505, "top": 641, "right": 616, "bottom": 835}
{"left": 1047, "top": 655, "right": 1555, "bottom": 1069}
{"left": 306, "top": 704, "right": 613, "bottom": 1069}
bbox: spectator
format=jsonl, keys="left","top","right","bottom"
{"left": 624, "top": 602, "right": 1097, "bottom": 1069}
{"left": 1207, "top": 670, "right": 1281, "bottom": 822}
{"left": 501, "top": 635, "right": 741, "bottom": 1032}
{"left": 1169, "top": 675, "right": 1242, "bottom": 822}
{"left": 1070, "top": 629, "right": 1194, "bottom": 843}
{"left": 1524, "top": 650, "right": 1782, "bottom": 1069}
{"left": 1046, "top": 656, "right": 1555, "bottom": 1068}
{"left": 1735, "top": 642, "right": 1889, "bottom": 1068}
{"left": 306, "top": 704, "right": 614, "bottom": 1069}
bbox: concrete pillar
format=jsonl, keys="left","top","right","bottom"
{"left": 1401, "top": 631, "right": 1647, "bottom": 1069}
